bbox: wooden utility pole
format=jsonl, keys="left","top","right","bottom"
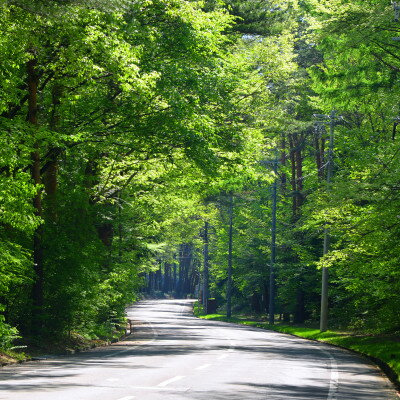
{"left": 202, "top": 221, "right": 209, "bottom": 313}
{"left": 314, "top": 110, "right": 337, "bottom": 332}
{"left": 226, "top": 192, "right": 234, "bottom": 318}
{"left": 268, "top": 158, "right": 278, "bottom": 325}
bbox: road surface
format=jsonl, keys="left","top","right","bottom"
{"left": 0, "top": 299, "right": 398, "bottom": 399}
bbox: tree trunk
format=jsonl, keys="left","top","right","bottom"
{"left": 173, "top": 261, "right": 177, "bottom": 294}
{"left": 294, "top": 132, "right": 303, "bottom": 208}
{"left": 163, "top": 263, "right": 170, "bottom": 293}
{"left": 27, "top": 53, "right": 44, "bottom": 336}
{"left": 43, "top": 84, "right": 63, "bottom": 221}
{"left": 288, "top": 134, "right": 297, "bottom": 218}
{"left": 294, "top": 288, "right": 306, "bottom": 324}
{"left": 315, "top": 132, "right": 323, "bottom": 178}
{"left": 280, "top": 132, "right": 287, "bottom": 191}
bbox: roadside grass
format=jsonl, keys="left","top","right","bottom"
{"left": 194, "top": 304, "right": 400, "bottom": 386}
{"left": 0, "top": 324, "right": 130, "bottom": 366}
{"left": 0, "top": 349, "right": 28, "bottom": 366}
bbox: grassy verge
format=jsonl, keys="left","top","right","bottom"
{"left": 0, "top": 349, "right": 28, "bottom": 366}
{"left": 194, "top": 304, "right": 400, "bottom": 388}
{"left": 0, "top": 325, "right": 131, "bottom": 366}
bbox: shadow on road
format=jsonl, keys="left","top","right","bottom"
{"left": 0, "top": 299, "right": 395, "bottom": 400}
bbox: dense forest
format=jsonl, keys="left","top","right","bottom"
{"left": 1, "top": 0, "right": 400, "bottom": 351}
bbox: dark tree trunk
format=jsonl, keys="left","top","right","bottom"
{"left": 289, "top": 134, "right": 297, "bottom": 217}
{"left": 294, "top": 289, "right": 306, "bottom": 324}
{"left": 155, "top": 265, "right": 162, "bottom": 292}
{"left": 163, "top": 263, "right": 170, "bottom": 293}
{"left": 27, "top": 54, "right": 44, "bottom": 336}
{"left": 43, "top": 84, "right": 63, "bottom": 222}
{"left": 97, "top": 223, "right": 114, "bottom": 248}
{"left": 280, "top": 132, "right": 287, "bottom": 191}
{"left": 173, "top": 262, "right": 177, "bottom": 294}
{"left": 262, "top": 281, "right": 269, "bottom": 313}
{"left": 294, "top": 133, "right": 303, "bottom": 208}
{"left": 315, "top": 134, "right": 322, "bottom": 178}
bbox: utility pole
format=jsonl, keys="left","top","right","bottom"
{"left": 226, "top": 192, "right": 234, "bottom": 318}
{"left": 203, "top": 220, "right": 209, "bottom": 314}
{"left": 314, "top": 110, "right": 337, "bottom": 332}
{"left": 269, "top": 157, "right": 278, "bottom": 325}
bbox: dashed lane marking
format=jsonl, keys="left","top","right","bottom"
{"left": 195, "top": 364, "right": 212, "bottom": 371}
{"left": 158, "top": 375, "right": 185, "bottom": 387}
{"left": 125, "top": 386, "right": 190, "bottom": 392}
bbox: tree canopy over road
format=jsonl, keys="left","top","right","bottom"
{"left": 0, "top": 0, "right": 400, "bottom": 352}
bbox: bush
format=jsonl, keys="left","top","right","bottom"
{"left": 0, "top": 313, "right": 20, "bottom": 350}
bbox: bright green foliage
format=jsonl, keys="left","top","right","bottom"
{"left": 301, "top": 0, "right": 400, "bottom": 333}
{"left": 0, "top": 311, "right": 20, "bottom": 350}
{"left": 188, "top": 0, "right": 400, "bottom": 338}
{"left": 1, "top": 0, "right": 399, "bottom": 355}
{"left": 0, "top": 0, "right": 276, "bottom": 346}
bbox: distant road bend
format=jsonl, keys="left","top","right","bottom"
{"left": 0, "top": 299, "right": 398, "bottom": 400}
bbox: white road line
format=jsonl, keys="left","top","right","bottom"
{"left": 158, "top": 375, "right": 185, "bottom": 387}
{"left": 327, "top": 355, "right": 339, "bottom": 400}
{"left": 126, "top": 386, "right": 190, "bottom": 392}
{"left": 117, "top": 396, "right": 136, "bottom": 400}
{"left": 195, "top": 364, "right": 212, "bottom": 370}
{"left": 319, "top": 348, "right": 339, "bottom": 400}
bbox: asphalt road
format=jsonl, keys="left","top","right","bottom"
{"left": 0, "top": 299, "right": 398, "bottom": 400}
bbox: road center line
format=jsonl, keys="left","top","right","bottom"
{"left": 158, "top": 375, "right": 185, "bottom": 387}
{"left": 116, "top": 396, "right": 136, "bottom": 400}
{"left": 195, "top": 363, "right": 212, "bottom": 370}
